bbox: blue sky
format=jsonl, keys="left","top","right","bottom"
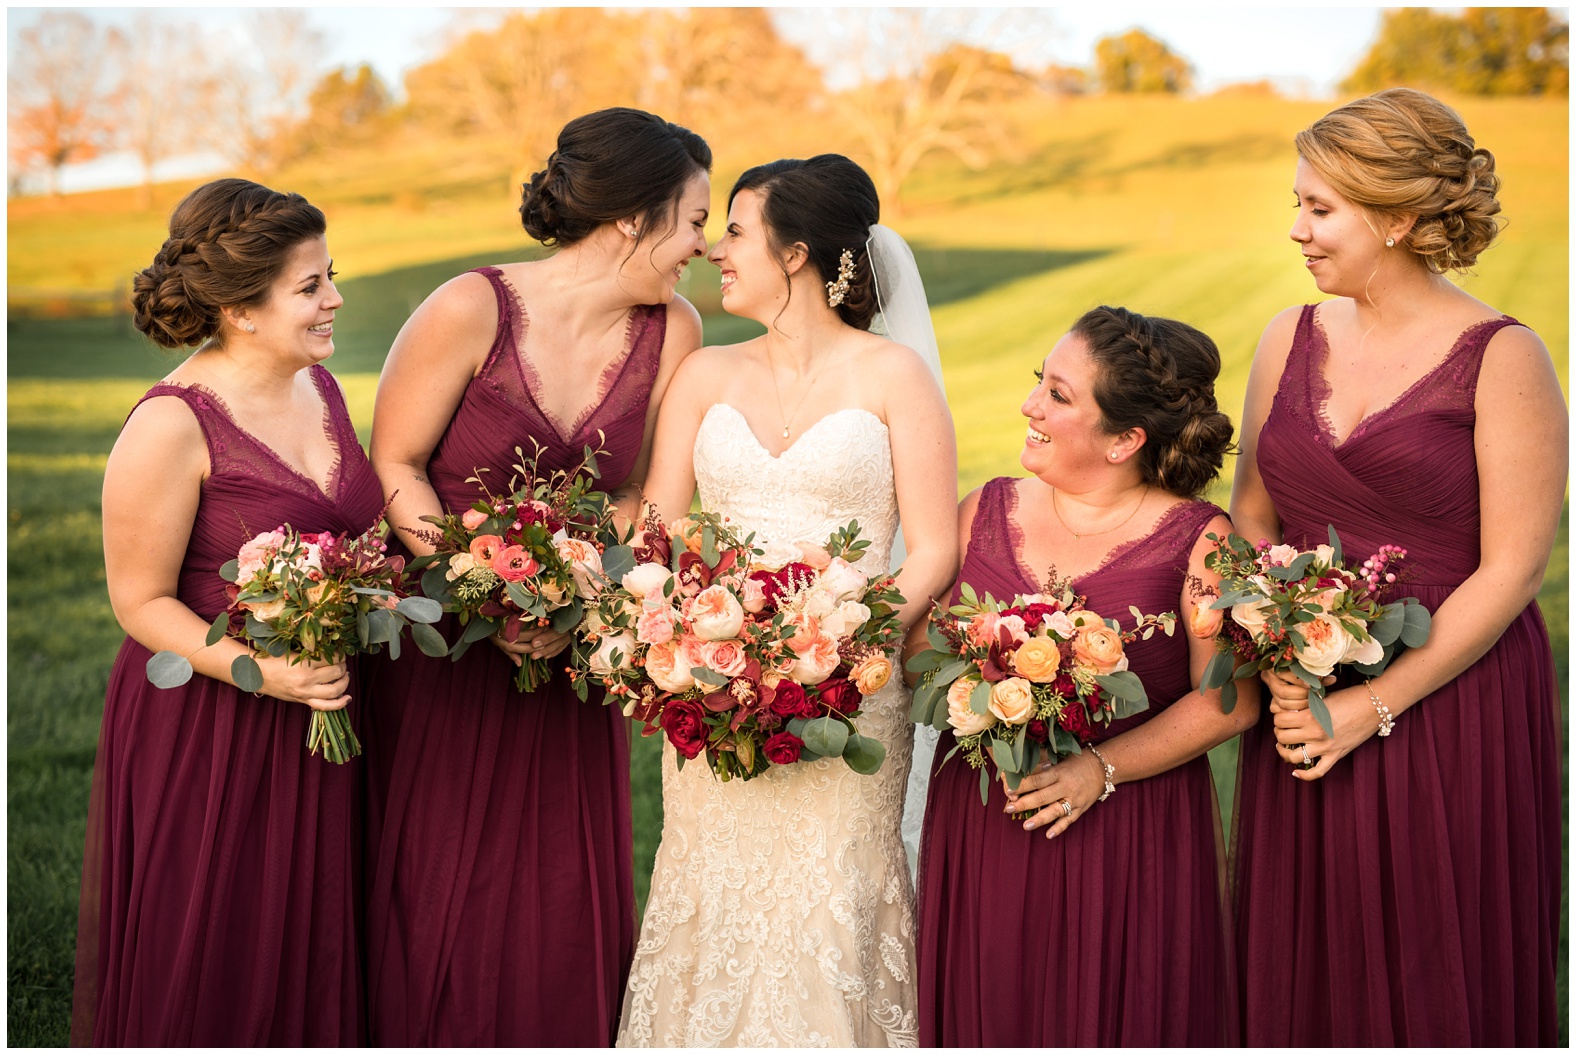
{"left": 9, "top": 4, "right": 1392, "bottom": 191}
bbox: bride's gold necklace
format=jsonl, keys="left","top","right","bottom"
{"left": 765, "top": 345, "right": 835, "bottom": 440}
{"left": 1050, "top": 484, "right": 1150, "bottom": 540}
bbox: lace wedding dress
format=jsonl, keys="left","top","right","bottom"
{"left": 616, "top": 403, "right": 919, "bottom": 1048}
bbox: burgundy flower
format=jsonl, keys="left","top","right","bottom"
{"left": 661, "top": 698, "right": 709, "bottom": 759}
{"left": 629, "top": 525, "right": 672, "bottom": 568}
{"left": 770, "top": 681, "right": 815, "bottom": 719}
{"left": 763, "top": 731, "right": 804, "bottom": 765}
{"left": 752, "top": 563, "right": 815, "bottom": 606}
{"left": 816, "top": 677, "right": 863, "bottom": 715}
{"left": 1057, "top": 700, "right": 1096, "bottom": 741}
{"left": 1026, "top": 719, "right": 1050, "bottom": 744}
{"left": 1019, "top": 602, "right": 1060, "bottom": 630}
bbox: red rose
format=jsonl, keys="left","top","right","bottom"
{"left": 1026, "top": 719, "right": 1050, "bottom": 743}
{"left": 817, "top": 678, "right": 863, "bottom": 715}
{"left": 770, "top": 680, "right": 814, "bottom": 719}
{"left": 1057, "top": 700, "right": 1096, "bottom": 741}
{"left": 763, "top": 731, "right": 804, "bottom": 765}
{"left": 1020, "top": 602, "right": 1059, "bottom": 630}
{"left": 660, "top": 698, "right": 709, "bottom": 759}
{"left": 1052, "top": 673, "right": 1078, "bottom": 699}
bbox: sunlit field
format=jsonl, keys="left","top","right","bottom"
{"left": 8, "top": 93, "right": 1566, "bottom": 1045}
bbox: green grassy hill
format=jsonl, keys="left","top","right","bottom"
{"left": 8, "top": 93, "right": 1567, "bottom": 1045}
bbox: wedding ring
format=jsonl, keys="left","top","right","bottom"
{"left": 1300, "top": 745, "right": 1311, "bottom": 766}
{"left": 1058, "top": 799, "right": 1072, "bottom": 818}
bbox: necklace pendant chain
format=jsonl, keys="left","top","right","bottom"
{"left": 782, "top": 425, "right": 790, "bottom": 439}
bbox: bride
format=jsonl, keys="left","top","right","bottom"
{"left": 615, "top": 154, "right": 958, "bottom": 1047}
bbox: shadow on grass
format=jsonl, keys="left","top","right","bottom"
{"left": 7, "top": 243, "right": 1112, "bottom": 380}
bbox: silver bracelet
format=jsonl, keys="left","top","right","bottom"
{"left": 1085, "top": 743, "right": 1116, "bottom": 801}
{"left": 1365, "top": 680, "right": 1395, "bottom": 737}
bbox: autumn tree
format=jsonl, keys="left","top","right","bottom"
{"left": 1093, "top": 28, "right": 1194, "bottom": 94}
{"left": 7, "top": 12, "right": 118, "bottom": 196}
{"left": 107, "top": 14, "right": 206, "bottom": 209}
{"left": 198, "top": 10, "right": 327, "bottom": 173}
{"left": 290, "top": 64, "right": 395, "bottom": 157}
{"left": 1342, "top": 7, "right": 1568, "bottom": 96}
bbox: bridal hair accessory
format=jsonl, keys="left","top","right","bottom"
{"left": 825, "top": 248, "right": 855, "bottom": 307}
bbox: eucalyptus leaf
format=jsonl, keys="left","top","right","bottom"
{"left": 146, "top": 650, "right": 195, "bottom": 689}
{"left": 701, "top": 523, "right": 720, "bottom": 567}
{"left": 842, "top": 733, "right": 886, "bottom": 775}
{"left": 1219, "top": 679, "right": 1238, "bottom": 713}
{"left": 388, "top": 629, "right": 401, "bottom": 661}
{"left": 979, "top": 766, "right": 991, "bottom": 806}
{"left": 1327, "top": 524, "right": 1343, "bottom": 566}
{"left": 550, "top": 602, "right": 582, "bottom": 633}
{"left": 204, "top": 610, "right": 230, "bottom": 647}
{"left": 600, "top": 544, "right": 636, "bottom": 583}
{"left": 460, "top": 615, "right": 500, "bottom": 646}
{"left": 365, "top": 608, "right": 396, "bottom": 646}
{"left": 219, "top": 558, "right": 240, "bottom": 583}
{"left": 356, "top": 610, "right": 370, "bottom": 649}
{"left": 989, "top": 737, "right": 1017, "bottom": 774}
{"left": 932, "top": 659, "right": 972, "bottom": 686}
{"left": 1370, "top": 603, "right": 1405, "bottom": 646}
{"left": 904, "top": 649, "right": 945, "bottom": 674}
{"left": 244, "top": 614, "right": 278, "bottom": 640}
{"left": 969, "top": 678, "right": 993, "bottom": 716}
{"left": 1201, "top": 650, "right": 1236, "bottom": 691}
{"left": 910, "top": 681, "right": 943, "bottom": 725}
{"left": 689, "top": 666, "right": 728, "bottom": 688}
{"left": 801, "top": 716, "right": 850, "bottom": 758}
{"left": 396, "top": 595, "right": 444, "bottom": 624}
{"left": 1094, "top": 670, "right": 1146, "bottom": 704}
{"left": 505, "top": 581, "right": 536, "bottom": 610}
{"left": 231, "top": 655, "right": 264, "bottom": 694}
{"left": 1399, "top": 602, "right": 1432, "bottom": 648}
{"left": 1309, "top": 688, "right": 1334, "bottom": 739}
{"left": 412, "top": 622, "right": 449, "bottom": 657}
{"left": 421, "top": 564, "right": 454, "bottom": 605}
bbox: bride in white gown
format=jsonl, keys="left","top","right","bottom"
{"left": 616, "top": 155, "right": 958, "bottom": 1047}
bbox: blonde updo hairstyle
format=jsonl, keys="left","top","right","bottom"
{"left": 1295, "top": 87, "right": 1502, "bottom": 274}
{"left": 131, "top": 178, "right": 327, "bottom": 350}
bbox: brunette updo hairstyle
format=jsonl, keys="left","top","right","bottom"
{"left": 728, "top": 154, "right": 881, "bottom": 330}
{"left": 1296, "top": 87, "right": 1502, "bottom": 273}
{"left": 1071, "top": 306, "right": 1236, "bottom": 498}
{"left": 520, "top": 107, "right": 711, "bottom": 252}
{"left": 131, "top": 178, "right": 327, "bottom": 349}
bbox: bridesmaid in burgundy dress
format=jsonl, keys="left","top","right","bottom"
{"left": 914, "top": 306, "right": 1261, "bottom": 1045}
{"left": 363, "top": 108, "right": 710, "bottom": 1045}
{"left": 72, "top": 179, "right": 376, "bottom": 1045}
{"left": 1231, "top": 88, "right": 1565, "bottom": 1045}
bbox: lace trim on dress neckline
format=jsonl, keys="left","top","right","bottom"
{"left": 999, "top": 477, "right": 1208, "bottom": 588}
{"left": 703, "top": 403, "right": 889, "bottom": 461}
{"left": 487, "top": 265, "right": 649, "bottom": 443}
{"left": 1304, "top": 304, "right": 1513, "bottom": 450}
{"left": 154, "top": 366, "right": 345, "bottom": 501}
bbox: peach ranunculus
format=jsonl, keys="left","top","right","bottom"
{"left": 470, "top": 534, "right": 507, "bottom": 566}
{"left": 671, "top": 516, "right": 706, "bottom": 554}
{"left": 946, "top": 677, "right": 995, "bottom": 736}
{"left": 850, "top": 654, "right": 893, "bottom": 695}
{"left": 740, "top": 577, "right": 768, "bottom": 614}
{"left": 589, "top": 632, "right": 638, "bottom": 676}
{"left": 492, "top": 545, "right": 539, "bottom": 583}
{"left": 690, "top": 585, "right": 745, "bottom": 641}
{"left": 820, "top": 600, "right": 871, "bottom": 640}
{"left": 988, "top": 677, "right": 1036, "bottom": 725}
{"left": 1011, "top": 637, "right": 1061, "bottom": 683}
{"left": 635, "top": 605, "right": 677, "bottom": 646}
{"left": 1187, "top": 599, "right": 1224, "bottom": 639}
{"left": 1068, "top": 609, "right": 1105, "bottom": 631}
{"left": 700, "top": 639, "right": 749, "bottom": 679}
{"left": 236, "top": 529, "right": 287, "bottom": 581}
{"left": 644, "top": 640, "right": 696, "bottom": 694}
{"left": 1291, "top": 613, "right": 1350, "bottom": 677}
{"left": 1073, "top": 625, "right": 1128, "bottom": 675}
{"left": 789, "top": 633, "right": 841, "bottom": 685}
{"left": 622, "top": 562, "right": 673, "bottom": 602}
{"left": 556, "top": 538, "right": 603, "bottom": 598}
{"left": 461, "top": 508, "right": 490, "bottom": 531}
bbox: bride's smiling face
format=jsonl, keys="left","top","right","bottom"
{"left": 707, "top": 188, "right": 787, "bottom": 323}
{"left": 1019, "top": 331, "right": 1113, "bottom": 482}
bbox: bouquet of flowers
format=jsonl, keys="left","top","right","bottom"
{"left": 1194, "top": 525, "right": 1431, "bottom": 736}
{"left": 571, "top": 507, "right": 906, "bottom": 783}
{"left": 906, "top": 577, "right": 1175, "bottom": 807}
{"left": 145, "top": 517, "right": 447, "bottom": 763}
{"left": 405, "top": 443, "right": 624, "bottom": 692}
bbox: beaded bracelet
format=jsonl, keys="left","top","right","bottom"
{"left": 1365, "top": 680, "right": 1395, "bottom": 737}
{"left": 1085, "top": 743, "right": 1116, "bottom": 801}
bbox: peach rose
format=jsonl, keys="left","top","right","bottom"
{"left": 1187, "top": 600, "right": 1224, "bottom": 639}
{"left": 690, "top": 585, "right": 745, "bottom": 641}
{"left": 1012, "top": 638, "right": 1061, "bottom": 683}
{"left": 556, "top": 537, "right": 603, "bottom": 597}
{"left": 1265, "top": 543, "right": 1300, "bottom": 568}
{"left": 1292, "top": 613, "right": 1349, "bottom": 677}
{"left": 1313, "top": 543, "right": 1336, "bottom": 567}
{"left": 796, "top": 542, "right": 833, "bottom": 571}
{"left": 700, "top": 639, "right": 748, "bottom": 679}
{"left": 850, "top": 654, "right": 893, "bottom": 695}
{"left": 945, "top": 677, "right": 995, "bottom": 736}
{"left": 988, "top": 677, "right": 1036, "bottom": 725}
{"left": 621, "top": 562, "right": 673, "bottom": 601}
{"left": 635, "top": 605, "right": 676, "bottom": 646}
{"left": 470, "top": 534, "right": 506, "bottom": 566}
{"left": 461, "top": 508, "right": 490, "bottom": 531}
{"left": 1073, "top": 625, "right": 1127, "bottom": 675}
{"left": 538, "top": 579, "right": 570, "bottom": 607}
{"left": 789, "top": 633, "right": 841, "bottom": 685}
{"left": 740, "top": 577, "right": 768, "bottom": 614}
{"left": 644, "top": 640, "right": 696, "bottom": 694}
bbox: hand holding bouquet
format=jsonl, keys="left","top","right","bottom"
{"left": 1194, "top": 525, "right": 1431, "bottom": 737}
{"left": 146, "top": 516, "right": 446, "bottom": 763}
{"left": 405, "top": 442, "right": 623, "bottom": 692}
{"left": 907, "top": 578, "right": 1175, "bottom": 809}
{"left": 572, "top": 508, "right": 906, "bottom": 782}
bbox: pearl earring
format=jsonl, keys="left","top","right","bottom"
{"left": 244, "top": 322, "right": 255, "bottom": 333}
{"left": 1385, "top": 237, "right": 1395, "bottom": 248}
{"left": 1109, "top": 452, "right": 1118, "bottom": 460}
{"left": 625, "top": 226, "right": 639, "bottom": 239}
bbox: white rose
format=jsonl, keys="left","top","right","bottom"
{"left": 1043, "top": 610, "right": 1078, "bottom": 640}
{"left": 446, "top": 552, "right": 479, "bottom": 581}
{"left": 557, "top": 538, "right": 603, "bottom": 598}
{"left": 1292, "top": 614, "right": 1350, "bottom": 677}
{"left": 754, "top": 538, "right": 802, "bottom": 572}
{"left": 589, "top": 632, "right": 638, "bottom": 676}
{"left": 1341, "top": 629, "right": 1384, "bottom": 667}
{"left": 689, "top": 585, "right": 745, "bottom": 641}
{"left": 820, "top": 600, "right": 871, "bottom": 640}
{"left": 1313, "top": 544, "right": 1337, "bottom": 567}
{"left": 820, "top": 559, "right": 868, "bottom": 604}
{"left": 622, "top": 562, "right": 674, "bottom": 601}
{"left": 1231, "top": 599, "right": 1276, "bottom": 638}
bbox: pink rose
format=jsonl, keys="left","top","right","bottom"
{"left": 740, "top": 577, "right": 769, "bottom": 614}
{"left": 995, "top": 614, "right": 1029, "bottom": 648}
{"left": 789, "top": 633, "right": 841, "bottom": 685}
{"left": 461, "top": 508, "right": 490, "bottom": 531}
{"left": 635, "top": 605, "right": 676, "bottom": 646}
{"left": 1265, "top": 543, "right": 1300, "bottom": 568}
{"left": 492, "top": 545, "right": 539, "bottom": 583}
{"left": 1043, "top": 610, "right": 1078, "bottom": 639}
{"left": 235, "top": 529, "right": 287, "bottom": 581}
{"left": 700, "top": 639, "right": 748, "bottom": 679}
{"left": 690, "top": 585, "right": 745, "bottom": 641}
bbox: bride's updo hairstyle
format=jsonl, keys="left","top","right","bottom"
{"left": 729, "top": 154, "right": 880, "bottom": 330}
{"left": 1296, "top": 87, "right": 1502, "bottom": 273}
{"left": 132, "top": 178, "right": 326, "bottom": 350}
{"left": 1072, "top": 305, "right": 1236, "bottom": 499}
{"left": 520, "top": 107, "right": 711, "bottom": 252}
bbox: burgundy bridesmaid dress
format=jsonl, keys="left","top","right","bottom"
{"left": 362, "top": 266, "right": 665, "bottom": 1045}
{"left": 916, "top": 477, "right": 1238, "bottom": 1046}
{"left": 1234, "top": 306, "right": 1561, "bottom": 1045}
{"left": 71, "top": 365, "right": 382, "bottom": 1046}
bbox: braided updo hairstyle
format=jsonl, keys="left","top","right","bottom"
{"left": 131, "top": 178, "right": 326, "bottom": 349}
{"left": 1296, "top": 87, "right": 1502, "bottom": 273}
{"left": 728, "top": 155, "right": 881, "bottom": 330}
{"left": 1072, "top": 306, "right": 1236, "bottom": 498}
{"left": 519, "top": 107, "right": 711, "bottom": 250}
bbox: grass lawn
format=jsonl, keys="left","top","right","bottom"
{"left": 8, "top": 93, "right": 1567, "bottom": 1045}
